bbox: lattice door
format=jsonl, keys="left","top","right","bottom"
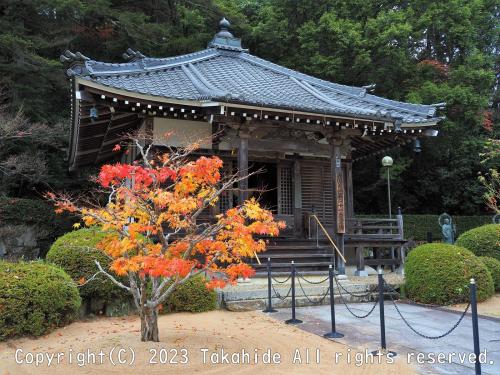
{"left": 278, "top": 165, "right": 293, "bottom": 215}
{"left": 218, "top": 160, "right": 234, "bottom": 213}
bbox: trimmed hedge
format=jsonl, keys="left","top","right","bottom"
{"left": 456, "top": 224, "right": 499, "bottom": 260}
{"left": 480, "top": 257, "right": 500, "bottom": 291}
{"left": 0, "top": 261, "right": 81, "bottom": 340}
{"left": 405, "top": 243, "right": 494, "bottom": 305}
{"left": 46, "top": 228, "right": 123, "bottom": 302}
{"left": 164, "top": 276, "right": 217, "bottom": 313}
{"left": 359, "top": 214, "right": 491, "bottom": 241}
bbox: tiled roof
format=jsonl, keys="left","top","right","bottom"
{"left": 62, "top": 21, "right": 442, "bottom": 125}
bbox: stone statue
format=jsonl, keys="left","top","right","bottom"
{"left": 439, "top": 213, "right": 455, "bottom": 244}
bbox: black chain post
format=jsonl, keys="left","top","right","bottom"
{"left": 324, "top": 264, "right": 344, "bottom": 339}
{"left": 263, "top": 257, "right": 277, "bottom": 313}
{"left": 371, "top": 268, "right": 396, "bottom": 357}
{"left": 470, "top": 278, "right": 481, "bottom": 375}
{"left": 285, "top": 261, "right": 302, "bottom": 324}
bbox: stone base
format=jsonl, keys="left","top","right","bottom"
{"left": 354, "top": 269, "right": 369, "bottom": 277}
{"left": 226, "top": 299, "right": 266, "bottom": 311}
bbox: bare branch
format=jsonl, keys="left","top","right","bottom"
{"left": 94, "top": 260, "right": 131, "bottom": 292}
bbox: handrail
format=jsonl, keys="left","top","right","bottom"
{"left": 253, "top": 251, "right": 261, "bottom": 265}
{"left": 310, "top": 214, "right": 347, "bottom": 264}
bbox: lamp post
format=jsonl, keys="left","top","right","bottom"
{"left": 382, "top": 156, "right": 393, "bottom": 219}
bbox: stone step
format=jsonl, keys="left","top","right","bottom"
{"left": 221, "top": 282, "right": 400, "bottom": 311}
{"left": 253, "top": 261, "right": 333, "bottom": 268}
{"left": 264, "top": 245, "right": 331, "bottom": 250}
{"left": 254, "top": 270, "right": 331, "bottom": 277}
{"left": 258, "top": 253, "right": 333, "bottom": 260}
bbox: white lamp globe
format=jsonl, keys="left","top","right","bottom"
{"left": 381, "top": 156, "right": 393, "bottom": 167}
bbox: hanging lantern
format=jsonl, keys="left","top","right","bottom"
{"left": 89, "top": 106, "right": 98, "bottom": 120}
{"left": 413, "top": 139, "right": 422, "bottom": 153}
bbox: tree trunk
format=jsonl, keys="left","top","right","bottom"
{"left": 140, "top": 307, "right": 159, "bottom": 342}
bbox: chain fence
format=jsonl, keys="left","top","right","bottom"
{"left": 383, "top": 278, "right": 471, "bottom": 339}
{"left": 296, "top": 276, "right": 331, "bottom": 305}
{"left": 334, "top": 276, "right": 379, "bottom": 298}
{"left": 271, "top": 274, "right": 292, "bottom": 284}
{"left": 333, "top": 275, "right": 379, "bottom": 319}
{"left": 271, "top": 283, "right": 292, "bottom": 301}
{"left": 266, "top": 264, "right": 474, "bottom": 341}
{"left": 296, "top": 272, "right": 330, "bottom": 285}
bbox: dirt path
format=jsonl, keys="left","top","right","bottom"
{"left": 447, "top": 293, "right": 500, "bottom": 318}
{"left": 0, "top": 310, "right": 415, "bottom": 375}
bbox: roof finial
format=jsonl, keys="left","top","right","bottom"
{"left": 207, "top": 17, "right": 247, "bottom": 52}
{"left": 216, "top": 17, "right": 234, "bottom": 38}
{"left": 220, "top": 17, "right": 231, "bottom": 30}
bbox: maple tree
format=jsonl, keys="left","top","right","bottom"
{"left": 46, "top": 135, "right": 284, "bottom": 342}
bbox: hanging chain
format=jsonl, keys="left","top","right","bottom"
{"left": 297, "top": 272, "right": 330, "bottom": 285}
{"left": 296, "top": 276, "right": 330, "bottom": 305}
{"left": 334, "top": 276, "right": 379, "bottom": 298}
{"left": 272, "top": 283, "right": 292, "bottom": 301}
{"left": 334, "top": 276, "right": 378, "bottom": 318}
{"left": 383, "top": 279, "right": 471, "bottom": 340}
{"left": 271, "top": 274, "right": 292, "bottom": 284}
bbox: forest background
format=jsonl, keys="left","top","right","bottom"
{"left": 0, "top": 0, "right": 498, "bottom": 237}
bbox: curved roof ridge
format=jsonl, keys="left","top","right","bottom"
{"left": 238, "top": 53, "right": 364, "bottom": 97}
{"left": 84, "top": 49, "right": 219, "bottom": 77}
{"left": 239, "top": 52, "right": 433, "bottom": 118}
{"left": 291, "top": 77, "right": 376, "bottom": 116}
{"left": 180, "top": 64, "right": 214, "bottom": 99}
{"left": 187, "top": 63, "right": 231, "bottom": 98}
{"left": 363, "top": 92, "right": 435, "bottom": 117}
{"left": 314, "top": 82, "right": 431, "bottom": 118}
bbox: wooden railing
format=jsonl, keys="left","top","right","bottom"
{"left": 346, "top": 216, "right": 404, "bottom": 239}
{"left": 308, "top": 214, "right": 347, "bottom": 264}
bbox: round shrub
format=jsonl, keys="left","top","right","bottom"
{"left": 456, "top": 224, "right": 499, "bottom": 261}
{"left": 405, "top": 243, "right": 494, "bottom": 305}
{"left": 164, "top": 276, "right": 217, "bottom": 313}
{"left": 0, "top": 261, "right": 81, "bottom": 340}
{"left": 480, "top": 256, "right": 500, "bottom": 291}
{"left": 46, "top": 228, "right": 122, "bottom": 302}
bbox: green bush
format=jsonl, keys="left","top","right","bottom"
{"left": 456, "top": 224, "right": 499, "bottom": 260}
{"left": 164, "top": 276, "right": 217, "bottom": 313}
{"left": 0, "top": 261, "right": 81, "bottom": 340}
{"left": 46, "top": 228, "right": 123, "bottom": 301}
{"left": 405, "top": 243, "right": 494, "bottom": 305}
{"left": 480, "top": 257, "right": 500, "bottom": 291}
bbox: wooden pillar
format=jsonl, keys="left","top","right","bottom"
{"left": 237, "top": 134, "right": 249, "bottom": 205}
{"left": 293, "top": 158, "right": 302, "bottom": 237}
{"left": 396, "top": 207, "right": 406, "bottom": 275}
{"left": 355, "top": 247, "right": 367, "bottom": 276}
{"left": 346, "top": 161, "right": 354, "bottom": 219}
{"left": 330, "top": 138, "right": 346, "bottom": 275}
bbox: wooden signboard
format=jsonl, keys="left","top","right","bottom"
{"left": 335, "top": 171, "right": 346, "bottom": 233}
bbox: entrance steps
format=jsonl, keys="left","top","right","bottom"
{"left": 219, "top": 275, "right": 402, "bottom": 311}
{"left": 251, "top": 238, "right": 336, "bottom": 275}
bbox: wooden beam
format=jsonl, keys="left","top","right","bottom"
{"left": 237, "top": 133, "right": 249, "bottom": 204}
{"left": 220, "top": 137, "right": 332, "bottom": 156}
